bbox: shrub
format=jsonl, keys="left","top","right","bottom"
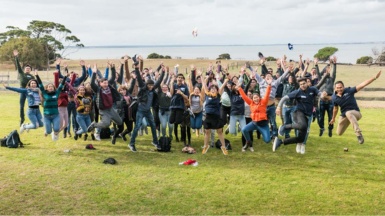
{"left": 217, "top": 53, "right": 231, "bottom": 60}
{"left": 147, "top": 53, "right": 172, "bottom": 59}
{"left": 356, "top": 56, "right": 373, "bottom": 64}
{"left": 314, "top": 47, "right": 338, "bottom": 62}
{"left": 265, "top": 56, "right": 276, "bottom": 61}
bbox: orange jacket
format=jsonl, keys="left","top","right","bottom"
{"left": 239, "top": 85, "right": 271, "bottom": 122}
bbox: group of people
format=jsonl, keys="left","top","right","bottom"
{"left": 5, "top": 50, "right": 381, "bottom": 155}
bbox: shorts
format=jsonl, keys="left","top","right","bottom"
{"left": 203, "top": 114, "right": 223, "bottom": 130}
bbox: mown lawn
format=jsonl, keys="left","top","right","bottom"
{"left": 0, "top": 92, "right": 385, "bottom": 215}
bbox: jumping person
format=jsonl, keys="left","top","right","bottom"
{"left": 329, "top": 70, "right": 381, "bottom": 144}
{"left": 13, "top": 50, "right": 36, "bottom": 126}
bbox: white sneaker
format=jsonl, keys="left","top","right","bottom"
{"left": 139, "top": 129, "right": 143, "bottom": 136}
{"left": 249, "top": 147, "right": 254, "bottom": 152}
{"left": 296, "top": 143, "right": 301, "bottom": 153}
{"left": 300, "top": 144, "right": 306, "bottom": 154}
{"left": 94, "top": 133, "right": 101, "bottom": 141}
{"left": 52, "top": 132, "right": 59, "bottom": 141}
{"left": 20, "top": 123, "right": 26, "bottom": 134}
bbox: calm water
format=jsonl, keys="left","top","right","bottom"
{"left": 64, "top": 43, "right": 385, "bottom": 64}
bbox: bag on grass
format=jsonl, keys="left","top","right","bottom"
{"left": 99, "top": 127, "right": 112, "bottom": 139}
{"left": 215, "top": 139, "right": 231, "bottom": 150}
{"left": 1, "top": 130, "right": 24, "bottom": 148}
{"left": 158, "top": 136, "right": 171, "bottom": 152}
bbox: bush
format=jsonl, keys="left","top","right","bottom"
{"left": 217, "top": 53, "right": 231, "bottom": 60}
{"left": 356, "top": 56, "right": 373, "bottom": 64}
{"left": 147, "top": 53, "right": 172, "bottom": 59}
{"left": 314, "top": 47, "right": 338, "bottom": 62}
{"left": 265, "top": 56, "right": 276, "bottom": 61}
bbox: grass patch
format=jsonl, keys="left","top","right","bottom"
{"left": 1, "top": 92, "right": 385, "bottom": 214}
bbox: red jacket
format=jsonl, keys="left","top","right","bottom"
{"left": 239, "top": 85, "right": 271, "bottom": 122}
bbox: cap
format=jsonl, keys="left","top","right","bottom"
{"left": 85, "top": 144, "right": 96, "bottom": 150}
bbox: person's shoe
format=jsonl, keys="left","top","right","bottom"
{"left": 221, "top": 146, "right": 228, "bottom": 155}
{"left": 319, "top": 128, "right": 325, "bottom": 137}
{"left": 128, "top": 144, "right": 137, "bottom": 152}
{"left": 91, "top": 134, "right": 95, "bottom": 141}
{"left": 257, "top": 132, "right": 261, "bottom": 139}
{"left": 111, "top": 137, "right": 116, "bottom": 145}
{"left": 210, "top": 142, "right": 214, "bottom": 148}
{"left": 94, "top": 133, "right": 101, "bottom": 141}
{"left": 273, "top": 137, "right": 283, "bottom": 152}
{"left": 119, "top": 133, "right": 127, "bottom": 141}
{"left": 296, "top": 143, "right": 301, "bottom": 153}
{"left": 357, "top": 134, "right": 364, "bottom": 144}
{"left": 52, "top": 132, "right": 59, "bottom": 141}
{"left": 278, "top": 125, "right": 285, "bottom": 136}
{"left": 242, "top": 142, "right": 249, "bottom": 151}
{"left": 87, "top": 122, "right": 96, "bottom": 132}
{"left": 68, "top": 131, "right": 72, "bottom": 137}
{"left": 63, "top": 133, "right": 67, "bottom": 138}
{"left": 74, "top": 133, "right": 79, "bottom": 140}
{"left": 249, "top": 147, "right": 254, "bottom": 152}
{"left": 20, "top": 123, "right": 26, "bottom": 134}
{"left": 79, "top": 134, "right": 82, "bottom": 138}
{"left": 300, "top": 144, "right": 306, "bottom": 154}
{"left": 238, "top": 124, "right": 241, "bottom": 133}
{"left": 139, "top": 129, "right": 143, "bottom": 136}
{"left": 20, "top": 119, "right": 24, "bottom": 126}
{"left": 328, "top": 129, "right": 333, "bottom": 137}
{"left": 202, "top": 145, "right": 210, "bottom": 154}
{"left": 151, "top": 142, "right": 158, "bottom": 148}
{"left": 83, "top": 134, "right": 88, "bottom": 141}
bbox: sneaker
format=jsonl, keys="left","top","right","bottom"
{"left": 119, "top": 133, "right": 127, "bottom": 141}
{"left": 249, "top": 147, "right": 254, "bottom": 152}
{"left": 319, "top": 128, "right": 324, "bottom": 137}
{"left": 74, "top": 133, "right": 79, "bottom": 140}
{"left": 357, "top": 134, "right": 364, "bottom": 144}
{"left": 139, "top": 129, "right": 143, "bottom": 136}
{"left": 52, "top": 132, "right": 58, "bottom": 141}
{"left": 68, "top": 131, "right": 72, "bottom": 137}
{"left": 111, "top": 137, "right": 116, "bottom": 145}
{"left": 128, "top": 144, "right": 137, "bottom": 152}
{"left": 202, "top": 145, "right": 210, "bottom": 154}
{"left": 94, "top": 133, "right": 101, "bottom": 141}
{"left": 151, "top": 142, "right": 158, "bottom": 147}
{"left": 296, "top": 143, "right": 301, "bottom": 153}
{"left": 87, "top": 122, "right": 96, "bottom": 132}
{"left": 273, "top": 137, "right": 282, "bottom": 152}
{"left": 238, "top": 124, "right": 241, "bottom": 133}
{"left": 300, "top": 144, "right": 306, "bottom": 154}
{"left": 328, "top": 129, "right": 333, "bottom": 137}
{"left": 242, "top": 142, "right": 249, "bottom": 151}
{"left": 20, "top": 123, "right": 26, "bottom": 134}
{"left": 278, "top": 125, "right": 285, "bottom": 136}
{"left": 83, "top": 134, "right": 88, "bottom": 141}
{"left": 91, "top": 134, "right": 95, "bottom": 141}
{"left": 221, "top": 146, "right": 228, "bottom": 155}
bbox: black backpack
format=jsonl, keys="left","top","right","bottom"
{"left": 99, "top": 128, "right": 112, "bottom": 139}
{"left": 1, "top": 130, "right": 24, "bottom": 148}
{"left": 158, "top": 136, "right": 171, "bottom": 152}
{"left": 215, "top": 139, "right": 231, "bottom": 150}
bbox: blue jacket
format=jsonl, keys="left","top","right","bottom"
{"left": 6, "top": 86, "right": 41, "bottom": 107}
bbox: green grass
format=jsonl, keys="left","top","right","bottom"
{"left": 1, "top": 92, "right": 385, "bottom": 215}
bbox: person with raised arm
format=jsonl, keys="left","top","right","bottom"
{"left": 4, "top": 78, "right": 43, "bottom": 133}
{"left": 13, "top": 50, "right": 36, "bottom": 126}
{"left": 36, "top": 70, "right": 68, "bottom": 141}
{"left": 330, "top": 71, "right": 381, "bottom": 144}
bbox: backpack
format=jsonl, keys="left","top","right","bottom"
{"left": 99, "top": 127, "right": 112, "bottom": 139}
{"left": 1, "top": 130, "right": 24, "bottom": 148}
{"left": 158, "top": 136, "right": 171, "bottom": 152}
{"left": 215, "top": 139, "right": 231, "bottom": 150}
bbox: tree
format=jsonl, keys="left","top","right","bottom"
{"left": 356, "top": 56, "right": 373, "bottom": 64}
{"left": 217, "top": 53, "right": 231, "bottom": 60}
{"left": 0, "top": 20, "right": 84, "bottom": 69}
{"left": 265, "top": 56, "right": 277, "bottom": 61}
{"left": 147, "top": 53, "right": 172, "bottom": 59}
{"left": 372, "top": 47, "right": 385, "bottom": 64}
{"left": 0, "top": 37, "right": 46, "bottom": 69}
{"left": 313, "top": 47, "right": 338, "bottom": 62}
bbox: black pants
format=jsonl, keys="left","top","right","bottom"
{"left": 220, "top": 105, "right": 231, "bottom": 125}
{"left": 283, "top": 110, "right": 309, "bottom": 145}
{"left": 113, "top": 116, "right": 133, "bottom": 139}
{"left": 169, "top": 108, "right": 184, "bottom": 125}
{"left": 153, "top": 106, "right": 160, "bottom": 130}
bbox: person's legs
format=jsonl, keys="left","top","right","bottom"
{"left": 282, "top": 110, "right": 308, "bottom": 145}
{"left": 318, "top": 101, "right": 327, "bottom": 135}
{"left": 326, "top": 102, "right": 334, "bottom": 133}
{"left": 59, "top": 107, "right": 68, "bottom": 132}
{"left": 217, "top": 128, "right": 228, "bottom": 155}
{"left": 52, "top": 114, "right": 61, "bottom": 133}
{"left": 159, "top": 110, "right": 168, "bottom": 137}
{"left": 76, "top": 114, "right": 88, "bottom": 134}
{"left": 267, "top": 105, "right": 278, "bottom": 137}
{"left": 94, "top": 109, "right": 112, "bottom": 128}
{"left": 129, "top": 111, "right": 144, "bottom": 146}
{"left": 345, "top": 110, "right": 362, "bottom": 136}
{"left": 336, "top": 116, "right": 351, "bottom": 136}
{"left": 24, "top": 108, "right": 38, "bottom": 130}
{"left": 144, "top": 110, "right": 159, "bottom": 146}
{"left": 229, "top": 115, "right": 237, "bottom": 135}
{"left": 257, "top": 124, "right": 272, "bottom": 143}
{"left": 19, "top": 93, "right": 26, "bottom": 125}
{"left": 242, "top": 121, "right": 258, "bottom": 143}
{"left": 43, "top": 115, "right": 53, "bottom": 135}
{"left": 301, "top": 115, "right": 313, "bottom": 145}
{"left": 282, "top": 106, "right": 294, "bottom": 138}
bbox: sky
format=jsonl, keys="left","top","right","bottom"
{"left": 1, "top": 0, "right": 385, "bottom": 46}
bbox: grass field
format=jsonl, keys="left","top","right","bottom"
{"left": 0, "top": 59, "right": 385, "bottom": 215}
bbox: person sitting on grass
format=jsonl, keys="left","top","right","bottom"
{"left": 329, "top": 70, "right": 381, "bottom": 144}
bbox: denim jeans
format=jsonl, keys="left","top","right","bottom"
{"left": 190, "top": 112, "right": 203, "bottom": 129}
{"left": 25, "top": 108, "right": 44, "bottom": 129}
{"left": 19, "top": 93, "right": 27, "bottom": 122}
{"left": 318, "top": 100, "right": 334, "bottom": 130}
{"left": 130, "top": 109, "right": 158, "bottom": 146}
{"left": 43, "top": 114, "right": 61, "bottom": 134}
{"left": 282, "top": 105, "right": 295, "bottom": 137}
{"left": 76, "top": 113, "right": 92, "bottom": 134}
{"left": 159, "top": 110, "right": 173, "bottom": 137}
{"left": 229, "top": 115, "right": 246, "bottom": 135}
{"left": 267, "top": 105, "right": 278, "bottom": 136}
{"left": 241, "top": 121, "right": 271, "bottom": 143}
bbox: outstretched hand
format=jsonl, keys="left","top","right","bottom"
{"left": 13, "top": 50, "right": 18, "bottom": 57}
{"left": 375, "top": 70, "right": 382, "bottom": 79}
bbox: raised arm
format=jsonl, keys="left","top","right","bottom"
{"left": 237, "top": 86, "right": 252, "bottom": 105}
{"left": 219, "top": 78, "right": 229, "bottom": 95}
{"left": 356, "top": 71, "right": 381, "bottom": 92}
{"left": 154, "top": 69, "right": 165, "bottom": 89}
{"left": 13, "top": 50, "right": 24, "bottom": 75}
{"left": 90, "top": 65, "right": 99, "bottom": 93}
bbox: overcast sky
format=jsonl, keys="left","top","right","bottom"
{"left": 1, "top": 0, "right": 385, "bottom": 46}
